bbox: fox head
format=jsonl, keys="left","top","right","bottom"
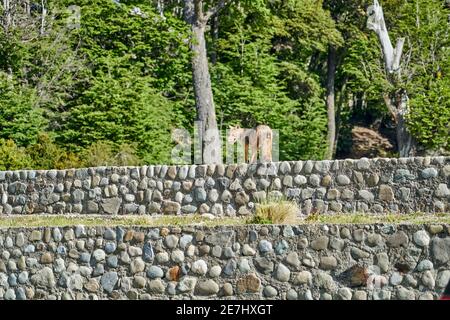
{"left": 227, "top": 124, "right": 244, "bottom": 144}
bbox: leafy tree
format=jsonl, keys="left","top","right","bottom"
{"left": 0, "top": 139, "right": 33, "bottom": 170}
{"left": 0, "top": 73, "right": 46, "bottom": 146}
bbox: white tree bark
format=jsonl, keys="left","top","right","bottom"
{"left": 367, "top": 0, "right": 415, "bottom": 157}
{"left": 367, "top": 0, "right": 405, "bottom": 73}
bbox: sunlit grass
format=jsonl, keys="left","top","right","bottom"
{"left": 0, "top": 212, "right": 448, "bottom": 228}
{"left": 249, "top": 199, "right": 299, "bottom": 224}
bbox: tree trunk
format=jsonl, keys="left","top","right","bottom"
{"left": 395, "top": 92, "right": 415, "bottom": 157}
{"left": 184, "top": 0, "right": 223, "bottom": 164}
{"left": 210, "top": 14, "right": 219, "bottom": 64}
{"left": 383, "top": 92, "right": 415, "bottom": 157}
{"left": 40, "top": 0, "right": 46, "bottom": 35}
{"left": 3, "top": 0, "right": 11, "bottom": 31}
{"left": 191, "top": 25, "right": 222, "bottom": 163}
{"left": 325, "top": 45, "right": 337, "bottom": 160}
{"left": 367, "top": 0, "right": 415, "bottom": 157}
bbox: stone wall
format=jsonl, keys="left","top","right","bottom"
{"left": 0, "top": 156, "right": 449, "bottom": 216}
{"left": 0, "top": 224, "right": 449, "bottom": 300}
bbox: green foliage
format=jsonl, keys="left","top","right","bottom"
{"left": 55, "top": 0, "right": 191, "bottom": 164}
{"left": 0, "top": 0, "right": 448, "bottom": 170}
{"left": 26, "top": 133, "right": 82, "bottom": 170}
{"left": 0, "top": 139, "right": 33, "bottom": 171}
{"left": 407, "top": 78, "right": 450, "bottom": 150}
{"left": 81, "top": 141, "right": 142, "bottom": 167}
{"left": 211, "top": 0, "right": 337, "bottom": 160}
{"left": 58, "top": 64, "right": 175, "bottom": 164}
{"left": 387, "top": 0, "right": 450, "bottom": 151}
{"left": 0, "top": 74, "right": 46, "bottom": 146}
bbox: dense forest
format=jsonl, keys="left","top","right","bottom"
{"left": 0, "top": 0, "right": 449, "bottom": 169}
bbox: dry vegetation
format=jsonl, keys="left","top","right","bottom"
{"left": 0, "top": 211, "right": 448, "bottom": 228}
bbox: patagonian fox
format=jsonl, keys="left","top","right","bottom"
{"left": 227, "top": 124, "right": 273, "bottom": 163}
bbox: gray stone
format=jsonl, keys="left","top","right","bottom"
{"left": 4, "top": 288, "right": 16, "bottom": 300}
{"left": 101, "top": 198, "right": 121, "bottom": 215}
{"left": 165, "top": 235, "right": 179, "bottom": 249}
{"left": 242, "top": 244, "right": 256, "bottom": 256}
{"left": 171, "top": 250, "right": 185, "bottom": 263}
{"left": 191, "top": 260, "right": 208, "bottom": 275}
{"left": 31, "top": 267, "right": 55, "bottom": 288}
{"left": 421, "top": 168, "right": 438, "bottom": 179}
{"left": 396, "top": 286, "right": 415, "bottom": 300}
{"left": 436, "top": 270, "right": 450, "bottom": 288}
{"left": 285, "top": 252, "right": 300, "bottom": 268}
{"left": 258, "top": 240, "right": 273, "bottom": 254}
{"left": 162, "top": 201, "right": 181, "bottom": 215}
{"left": 337, "top": 288, "right": 352, "bottom": 300}
{"left": 356, "top": 158, "right": 370, "bottom": 171}
{"left": 421, "top": 270, "right": 435, "bottom": 289}
{"left": 148, "top": 279, "right": 165, "bottom": 294}
{"left": 212, "top": 245, "right": 222, "bottom": 258}
{"left": 93, "top": 249, "right": 106, "bottom": 262}
{"left": 315, "top": 272, "right": 336, "bottom": 291}
{"left": 293, "top": 271, "right": 312, "bottom": 285}
{"left": 263, "top": 285, "right": 278, "bottom": 298}
{"left": 274, "top": 263, "right": 290, "bottom": 282}
{"left": 358, "top": 190, "right": 374, "bottom": 202}
{"left": 195, "top": 280, "right": 220, "bottom": 296}
{"left": 205, "top": 231, "right": 234, "bottom": 246}
{"left": 320, "top": 256, "right": 338, "bottom": 270}
{"left": 435, "top": 184, "right": 450, "bottom": 198}
{"left": 287, "top": 289, "right": 298, "bottom": 300}
{"left": 106, "top": 256, "right": 118, "bottom": 268}
{"left": 390, "top": 272, "right": 403, "bottom": 286}
{"left": 330, "top": 238, "right": 345, "bottom": 251}
{"left": 431, "top": 237, "right": 450, "bottom": 264}
{"left": 376, "top": 253, "right": 389, "bottom": 273}
{"left": 254, "top": 257, "right": 274, "bottom": 275}
{"left": 351, "top": 247, "right": 370, "bottom": 260}
{"left": 179, "top": 234, "right": 193, "bottom": 249}
{"left": 223, "top": 260, "right": 237, "bottom": 277}
{"left": 373, "top": 289, "right": 391, "bottom": 300}
{"left": 147, "top": 266, "right": 164, "bottom": 279}
{"left": 130, "top": 258, "right": 145, "bottom": 274}
{"left": 101, "top": 272, "right": 118, "bottom": 293}
{"left": 417, "top": 259, "right": 433, "bottom": 271}
{"left": 177, "top": 276, "right": 197, "bottom": 293}
{"left": 336, "top": 175, "right": 350, "bottom": 185}
{"left": 353, "top": 291, "right": 367, "bottom": 300}
{"left": 379, "top": 185, "right": 394, "bottom": 201}
{"left": 311, "top": 236, "right": 329, "bottom": 250}
{"left": 209, "top": 265, "right": 222, "bottom": 278}
{"left": 104, "top": 242, "right": 116, "bottom": 254}
{"left": 387, "top": 231, "right": 409, "bottom": 248}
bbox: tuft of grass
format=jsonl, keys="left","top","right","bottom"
{"left": 248, "top": 199, "right": 299, "bottom": 224}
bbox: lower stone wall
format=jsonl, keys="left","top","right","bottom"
{"left": 0, "top": 224, "right": 449, "bottom": 300}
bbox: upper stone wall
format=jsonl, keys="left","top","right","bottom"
{"left": 0, "top": 157, "right": 449, "bottom": 216}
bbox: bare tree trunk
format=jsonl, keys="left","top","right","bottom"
{"left": 25, "top": 0, "right": 31, "bottom": 15}
{"left": 40, "top": 0, "right": 46, "bottom": 35}
{"left": 325, "top": 45, "right": 337, "bottom": 160}
{"left": 210, "top": 14, "right": 219, "bottom": 64}
{"left": 184, "top": 0, "right": 231, "bottom": 164}
{"left": 367, "top": 0, "right": 415, "bottom": 157}
{"left": 3, "top": 0, "right": 11, "bottom": 31}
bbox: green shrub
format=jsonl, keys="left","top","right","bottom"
{"left": 0, "top": 139, "right": 33, "bottom": 170}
